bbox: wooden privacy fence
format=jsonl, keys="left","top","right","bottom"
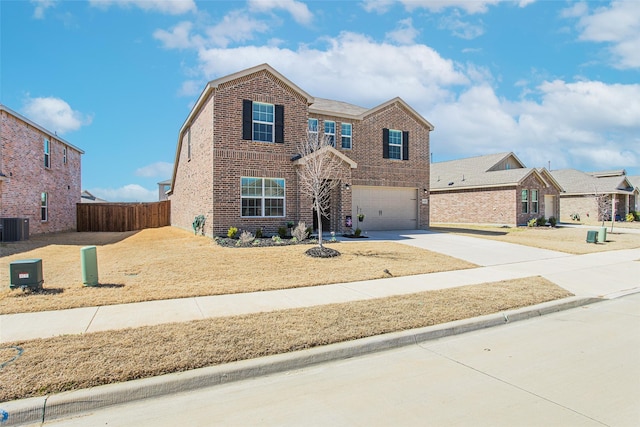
{"left": 77, "top": 201, "right": 170, "bottom": 232}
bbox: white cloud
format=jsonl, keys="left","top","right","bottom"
{"left": 385, "top": 18, "right": 419, "bottom": 45}
{"left": 90, "top": 184, "right": 157, "bottom": 202}
{"left": 135, "top": 162, "right": 173, "bottom": 178}
{"left": 400, "top": 0, "right": 502, "bottom": 14}
{"left": 205, "top": 10, "right": 270, "bottom": 48}
{"left": 154, "top": 21, "right": 199, "bottom": 49}
{"left": 361, "top": 0, "right": 396, "bottom": 14}
{"left": 439, "top": 12, "right": 485, "bottom": 39}
{"left": 195, "top": 31, "right": 468, "bottom": 108}
{"left": 572, "top": 0, "right": 640, "bottom": 69}
{"left": 89, "top": 0, "right": 196, "bottom": 15}
{"left": 248, "top": 0, "right": 313, "bottom": 25}
{"left": 22, "top": 96, "right": 92, "bottom": 134}
{"left": 428, "top": 79, "right": 640, "bottom": 171}
{"left": 31, "top": 0, "right": 57, "bottom": 19}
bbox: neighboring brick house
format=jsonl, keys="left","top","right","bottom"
{"left": 430, "top": 152, "right": 562, "bottom": 226}
{"left": 168, "top": 64, "right": 433, "bottom": 236}
{"left": 550, "top": 169, "right": 637, "bottom": 223}
{"left": 0, "top": 104, "right": 84, "bottom": 237}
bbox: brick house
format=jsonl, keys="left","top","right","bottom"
{"left": 0, "top": 104, "right": 84, "bottom": 237}
{"left": 550, "top": 169, "right": 637, "bottom": 223}
{"left": 168, "top": 64, "right": 433, "bottom": 237}
{"left": 430, "top": 152, "right": 563, "bottom": 226}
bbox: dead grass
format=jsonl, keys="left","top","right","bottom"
{"left": 0, "top": 227, "right": 477, "bottom": 314}
{"left": 431, "top": 224, "right": 640, "bottom": 254}
{"left": 0, "top": 276, "right": 571, "bottom": 402}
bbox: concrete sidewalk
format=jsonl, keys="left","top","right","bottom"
{"left": 2, "top": 231, "right": 638, "bottom": 343}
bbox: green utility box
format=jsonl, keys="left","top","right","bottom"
{"left": 9, "top": 259, "right": 43, "bottom": 290}
{"left": 586, "top": 230, "right": 598, "bottom": 244}
{"left": 598, "top": 227, "right": 607, "bottom": 244}
{"left": 81, "top": 246, "right": 99, "bottom": 286}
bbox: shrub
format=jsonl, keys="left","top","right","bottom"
{"left": 238, "top": 230, "right": 255, "bottom": 244}
{"left": 354, "top": 228, "right": 362, "bottom": 237}
{"left": 536, "top": 216, "right": 546, "bottom": 227}
{"left": 227, "top": 226, "right": 238, "bottom": 239}
{"left": 277, "top": 226, "right": 288, "bottom": 238}
{"left": 292, "top": 221, "right": 308, "bottom": 242}
{"left": 549, "top": 216, "right": 557, "bottom": 227}
{"left": 570, "top": 213, "right": 580, "bottom": 221}
{"left": 527, "top": 218, "right": 537, "bottom": 227}
{"left": 192, "top": 215, "right": 205, "bottom": 235}
{"left": 626, "top": 213, "right": 635, "bottom": 222}
{"left": 271, "top": 235, "right": 283, "bottom": 244}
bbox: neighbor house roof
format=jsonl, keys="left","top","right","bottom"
{"left": 0, "top": 103, "right": 85, "bottom": 154}
{"left": 430, "top": 152, "right": 560, "bottom": 192}
{"left": 628, "top": 176, "right": 640, "bottom": 190}
{"left": 81, "top": 190, "right": 108, "bottom": 203}
{"left": 549, "top": 169, "right": 634, "bottom": 195}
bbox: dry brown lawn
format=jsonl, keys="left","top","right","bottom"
{"left": 0, "top": 276, "right": 571, "bottom": 402}
{"left": 431, "top": 224, "right": 640, "bottom": 254}
{"left": 0, "top": 227, "right": 476, "bottom": 314}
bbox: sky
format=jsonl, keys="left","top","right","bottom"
{"left": 1, "top": 0, "right": 639, "bottom": 202}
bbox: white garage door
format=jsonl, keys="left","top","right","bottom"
{"left": 352, "top": 186, "right": 418, "bottom": 231}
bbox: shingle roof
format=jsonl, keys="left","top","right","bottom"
{"left": 550, "top": 169, "right": 634, "bottom": 195}
{"left": 430, "top": 152, "right": 534, "bottom": 191}
{"left": 309, "top": 98, "right": 368, "bottom": 117}
{"left": 628, "top": 176, "right": 640, "bottom": 189}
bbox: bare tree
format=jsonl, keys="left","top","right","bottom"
{"left": 295, "top": 130, "right": 346, "bottom": 252}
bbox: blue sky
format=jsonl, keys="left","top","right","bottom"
{"left": 2, "top": 0, "right": 639, "bottom": 201}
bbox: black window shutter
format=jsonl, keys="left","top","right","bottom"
{"left": 402, "top": 131, "right": 409, "bottom": 160}
{"left": 242, "top": 100, "right": 252, "bottom": 140}
{"left": 275, "top": 104, "right": 284, "bottom": 143}
{"left": 382, "top": 128, "right": 389, "bottom": 159}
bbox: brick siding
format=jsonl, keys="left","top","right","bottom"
{"left": 170, "top": 68, "right": 431, "bottom": 236}
{"left": 0, "top": 109, "right": 82, "bottom": 235}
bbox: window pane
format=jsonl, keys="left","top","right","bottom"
{"left": 242, "top": 198, "right": 262, "bottom": 217}
{"left": 308, "top": 118, "right": 318, "bottom": 132}
{"left": 253, "top": 102, "right": 273, "bottom": 122}
{"left": 341, "top": 123, "right": 352, "bottom": 149}
{"left": 241, "top": 177, "right": 262, "bottom": 196}
{"left": 388, "top": 130, "right": 402, "bottom": 159}
{"left": 265, "top": 199, "right": 284, "bottom": 217}
{"left": 264, "top": 178, "right": 285, "bottom": 197}
{"left": 521, "top": 189, "right": 528, "bottom": 201}
{"left": 253, "top": 123, "right": 273, "bottom": 142}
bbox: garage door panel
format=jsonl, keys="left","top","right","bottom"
{"left": 352, "top": 186, "right": 417, "bottom": 231}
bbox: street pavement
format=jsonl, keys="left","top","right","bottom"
{"left": 37, "top": 292, "right": 640, "bottom": 427}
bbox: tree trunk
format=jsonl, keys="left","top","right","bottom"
{"left": 316, "top": 205, "right": 324, "bottom": 248}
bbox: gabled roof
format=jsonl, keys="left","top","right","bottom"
{"left": 292, "top": 146, "right": 357, "bottom": 169}
{"left": 81, "top": 190, "right": 108, "bottom": 203}
{"left": 549, "top": 169, "right": 634, "bottom": 195}
{"left": 309, "top": 96, "right": 434, "bottom": 130}
{"left": 430, "top": 152, "right": 558, "bottom": 192}
{"left": 0, "top": 103, "right": 85, "bottom": 154}
{"left": 628, "top": 175, "right": 640, "bottom": 190}
{"left": 588, "top": 169, "right": 626, "bottom": 178}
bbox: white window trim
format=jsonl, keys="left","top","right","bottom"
{"left": 388, "top": 129, "right": 402, "bottom": 160}
{"left": 41, "top": 192, "right": 48, "bottom": 222}
{"left": 253, "top": 102, "right": 275, "bottom": 143}
{"left": 63, "top": 147, "right": 67, "bottom": 164}
{"left": 522, "top": 189, "right": 529, "bottom": 214}
{"left": 324, "top": 120, "right": 336, "bottom": 147}
{"left": 531, "top": 189, "right": 539, "bottom": 214}
{"left": 44, "top": 138, "right": 51, "bottom": 168}
{"left": 341, "top": 123, "right": 352, "bottom": 149}
{"left": 241, "top": 177, "right": 286, "bottom": 218}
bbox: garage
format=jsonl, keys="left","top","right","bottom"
{"left": 351, "top": 186, "right": 418, "bottom": 231}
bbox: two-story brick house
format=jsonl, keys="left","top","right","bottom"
{"left": 168, "top": 64, "right": 433, "bottom": 237}
{"left": 0, "top": 104, "right": 84, "bottom": 238}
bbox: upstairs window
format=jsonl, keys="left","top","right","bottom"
{"left": 44, "top": 138, "right": 50, "bottom": 168}
{"left": 341, "top": 123, "right": 352, "bottom": 149}
{"left": 241, "top": 177, "right": 285, "bottom": 217}
{"left": 242, "top": 100, "right": 284, "bottom": 143}
{"left": 41, "top": 192, "right": 48, "bottom": 221}
{"left": 63, "top": 147, "right": 67, "bottom": 164}
{"left": 308, "top": 118, "right": 318, "bottom": 139}
{"left": 324, "top": 121, "right": 336, "bottom": 146}
{"left": 521, "top": 189, "right": 529, "bottom": 214}
{"left": 382, "top": 128, "right": 409, "bottom": 160}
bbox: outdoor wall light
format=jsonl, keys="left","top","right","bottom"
{"left": 423, "top": 188, "right": 428, "bottom": 194}
{"left": 345, "top": 183, "right": 351, "bottom": 190}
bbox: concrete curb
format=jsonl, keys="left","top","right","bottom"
{"left": 0, "top": 296, "right": 602, "bottom": 426}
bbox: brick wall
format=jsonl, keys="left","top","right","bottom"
{"left": 170, "top": 68, "right": 431, "bottom": 235}
{"left": 515, "top": 173, "right": 560, "bottom": 225}
{"left": 431, "top": 187, "right": 515, "bottom": 225}
{"left": 0, "top": 109, "right": 82, "bottom": 235}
